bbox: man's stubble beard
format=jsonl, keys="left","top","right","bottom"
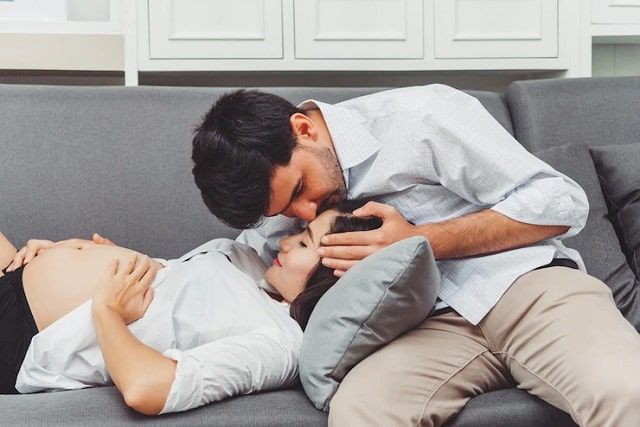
{"left": 306, "top": 146, "right": 347, "bottom": 214}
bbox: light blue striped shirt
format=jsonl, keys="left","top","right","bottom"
{"left": 237, "top": 84, "right": 588, "bottom": 325}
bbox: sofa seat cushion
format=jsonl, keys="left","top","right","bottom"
{"left": 299, "top": 236, "right": 440, "bottom": 411}
{"left": 534, "top": 143, "right": 640, "bottom": 330}
{"left": 447, "top": 389, "right": 574, "bottom": 427}
{"left": 590, "top": 143, "right": 640, "bottom": 279}
{"left": 0, "top": 386, "right": 327, "bottom": 426}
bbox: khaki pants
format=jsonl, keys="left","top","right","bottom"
{"left": 329, "top": 267, "right": 640, "bottom": 427}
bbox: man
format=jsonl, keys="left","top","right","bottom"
{"left": 191, "top": 85, "right": 640, "bottom": 426}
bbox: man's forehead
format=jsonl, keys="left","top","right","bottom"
{"left": 266, "top": 165, "right": 299, "bottom": 216}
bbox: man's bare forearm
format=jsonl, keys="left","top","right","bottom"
{"left": 421, "top": 209, "right": 569, "bottom": 260}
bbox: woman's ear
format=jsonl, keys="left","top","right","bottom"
{"left": 290, "top": 113, "right": 318, "bottom": 143}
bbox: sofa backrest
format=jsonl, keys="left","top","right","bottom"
{"left": 0, "top": 84, "right": 511, "bottom": 259}
{"left": 506, "top": 77, "right": 640, "bottom": 329}
{"left": 505, "top": 76, "right": 640, "bottom": 152}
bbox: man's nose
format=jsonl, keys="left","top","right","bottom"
{"left": 288, "top": 200, "right": 317, "bottom": 222}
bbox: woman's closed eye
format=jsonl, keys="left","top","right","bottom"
{"left": 298, "top": 241, "right": 307, "bottom": 248}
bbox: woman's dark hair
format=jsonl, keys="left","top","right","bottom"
{"left": 289, "top": 208, "right": 383, "bottom": 330}
{"left": 191, "top": 89, "right": 306, "bottom": 229}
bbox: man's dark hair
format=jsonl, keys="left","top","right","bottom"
{"left": 289, "top": 204, "right": 383, "bottom": 330}
{"left": 192, "top": 89, "right": 306, "bottom": 229}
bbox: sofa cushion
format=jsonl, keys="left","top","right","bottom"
{"left": 534, "top": 143, "right": 640, "bottom": 329}
{"left": 590, "top": 144, "right": 640, "bottom": 278}
{"left": 299, "top": 236, "right": 440, "bottom": 411}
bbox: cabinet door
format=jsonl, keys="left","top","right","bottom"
{"left": 148, "top": 0, "right": 282, "bottom": 59}
{"left": 294, "top": 0, "right": 423, "bottom": 59}
{"left": 593, "top": 0, "right": 640, "bottom": 24}
{"left": 434, "top": 0, "right": 558, "bottom": 59}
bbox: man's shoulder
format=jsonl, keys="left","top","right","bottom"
{"left": 340, "top": 83, "right": 461, "bottom": 103}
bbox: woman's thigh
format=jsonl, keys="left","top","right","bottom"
{"left": 329, "top": 312, "right": 513, "bottom": 427}
{"left": 0, "top": 232, "right": 18, "bottom": 274}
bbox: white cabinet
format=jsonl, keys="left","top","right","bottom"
{"left": 434, "top": 0, "right": 558, "bottom": 59}
{"left": 591, "top": 0, "right": 640, "bottom": 41}
{"left": 138, "top": 0, "right": 573, "bottom": 73}
{"left": 147, "top": 0, "right": 283, "bottom": 59}
{"left": 593, "top": 0, "right": 640, "bottom": 24}
{"left": 293, "top": 0, "right": 423, "bottom": 59}
{"left": 590, "top": 0, "right": 640, "bottom": 77}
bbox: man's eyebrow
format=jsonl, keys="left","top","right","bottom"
{"left": 270, "top": 177, "right": 302, "bottom": 217}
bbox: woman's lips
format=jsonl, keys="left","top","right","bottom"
{"left": 273, "top": 258, "right": 281, "bottom": 267}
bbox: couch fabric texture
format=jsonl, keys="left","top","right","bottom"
{"left": 1, "top": 77, "right": 638, "bottom": 426}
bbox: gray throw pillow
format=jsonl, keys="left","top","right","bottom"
{"left": 590, "top": 144, "right": 640, "bottom": 278}
{"left": 535, "top": 143, "right": 640, "bottom": 329}
{"left": 299, "top": 236, "right": 440, "bottom": 411}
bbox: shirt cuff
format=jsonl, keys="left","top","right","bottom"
{"left": 491, "top": 176, "right": 588, "bottom": 238}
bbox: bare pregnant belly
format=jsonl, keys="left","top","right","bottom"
{"left": 22, "top": 245, "right": 146, "bottom": 331}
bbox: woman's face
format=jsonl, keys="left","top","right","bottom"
{"left": 265, "top": 209, "right": 339, "bottom": 303}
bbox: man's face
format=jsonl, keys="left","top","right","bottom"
{"left": 266, "top": 144, "right": 346, "bottom": 222}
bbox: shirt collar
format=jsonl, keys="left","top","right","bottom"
{"left": 298, "top": 100, "right": 382, "bottom": 173}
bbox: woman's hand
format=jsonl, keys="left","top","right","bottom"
{"left": 92, "top": 254, "right": 157, "bottom": 325}
{"left": 91, "top": 253, "right": 173, "bottom": 415}
{"left": 92, "top": 233, "right": 116, "bottom": 246}
{"left": 6, "top": 239, "right": 55, "bottom": 272}
{"left": 6, "top": 233, "right": 114, "bottom": 272}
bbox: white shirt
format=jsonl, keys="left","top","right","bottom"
{"left": 16, "top": 239, "right": 303, "bottom": 414}
{"left": 237, "top": 84, "right": 589, "bottom": 325}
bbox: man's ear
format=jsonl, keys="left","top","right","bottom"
{"left": 290, "top": 113, "right": 318, "bottom": 143}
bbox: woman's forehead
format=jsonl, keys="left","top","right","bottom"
{"left": 307, "top": 209, "right": 339, "bottom": 240}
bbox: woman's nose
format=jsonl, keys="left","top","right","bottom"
{"left": 279, "top": 236, "right": 293, "bottom": 252}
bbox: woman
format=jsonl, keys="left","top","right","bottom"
{"left": 0, "top": 205, "right": 381, "bottom": 415}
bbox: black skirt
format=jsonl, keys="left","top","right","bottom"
{"left": 0, "top": 267, "right": 38, "bottom": 394}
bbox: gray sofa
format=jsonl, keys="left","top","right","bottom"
{"left": 1, "top": 77, "right": 638, "bottom": 426}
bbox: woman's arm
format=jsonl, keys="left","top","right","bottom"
{"left": 91, "top": 254, "right": 176, "bottom": 415}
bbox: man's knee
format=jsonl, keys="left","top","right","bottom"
{"left": 579, "top": 375, "right": 640, "bottom": 427}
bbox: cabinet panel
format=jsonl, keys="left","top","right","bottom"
{"left": 593, "top": 0, "right": 640, "bottom": 24}
{"left": 294, "top": 0, "right": 423, "bottom": 59}
{"left": 434, "top": 0, "right": 558, "bottom": 59}
{"left": 148, "top": 0, "right": 282, "bottom": 59}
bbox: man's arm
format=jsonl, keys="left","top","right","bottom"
{"left": 320, "top": 87, "right": 587, "bottom": 276}
{"left": 319, "top": 202, "right": 569, "bottom": 276}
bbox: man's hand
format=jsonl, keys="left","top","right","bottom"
{"left": 317, "top": 201, "right": 418, "bottom": 276}
{"left": 92, "top": 254, "right": 156, "bottom": 325}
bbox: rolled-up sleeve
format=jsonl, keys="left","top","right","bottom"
{"left": 159, "top": 328, "right": 300, "bottom": 414}
{"left": 422, "top": 85, "right": 588, "bottom": 238}
{"left": 491, "top": 173, "right": 588, "bottom": 238}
